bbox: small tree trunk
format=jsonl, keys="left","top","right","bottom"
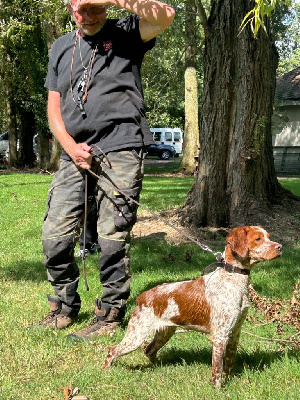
{"left": 18, "top": 109, "right": 36, "bottom": 168}
{"left": 38, "top": 133, "right": 51, "bottom": 170}
{"left": 47, "top": 136, "right": 61, "bottom": 172}
{"left": 183, "top": 0, "right": 283, "bottom": 227}
{"left": 180, "top": 0, "right": 199, "bottom": 174}
{"left": 7, "top": 97, "right": 18, "bottom": 168}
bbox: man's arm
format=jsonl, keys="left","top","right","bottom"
{"left": 77, "top": 0, "right": 175, "bottom": 42}
{"left": 48, "top": 90, "right": 93, "bottom": 169}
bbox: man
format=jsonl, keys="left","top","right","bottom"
{"left": 39, "top": 0, "right": 174, "bottom": 340}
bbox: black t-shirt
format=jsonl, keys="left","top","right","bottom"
{"left": 45, "top": 15, "right": 155, "bottom": 159}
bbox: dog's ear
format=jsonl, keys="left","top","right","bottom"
{"left": 226, "top": 226, "right": 249, "bottom": 259}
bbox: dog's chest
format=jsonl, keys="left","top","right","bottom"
{"left": 204, "top": 270, "right": 249, "bottom": 319}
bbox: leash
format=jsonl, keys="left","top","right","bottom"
{"left": 81, "top": 174, "right": 90, "bottom": 291}
{"left": 80, "top": 151, "right": 224, "bottom": 289}
{"left": 85, "top": 160, "right": 223, "bottom": 262}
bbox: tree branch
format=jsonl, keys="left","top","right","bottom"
{"left": 242, "top": 330, "right": 300, "bottom": 346}
{"left": 194, "top": 0, "right": 210, "bottom": 38}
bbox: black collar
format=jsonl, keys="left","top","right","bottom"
{"left": 201, "top": 261, "right": 250, "bottom": 276}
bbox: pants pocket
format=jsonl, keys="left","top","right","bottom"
{"left": 113, "top": 188, "right": 140, "bottom": 230}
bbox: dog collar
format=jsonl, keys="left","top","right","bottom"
{"left": 201, "top": 262, "right": 250, "bottom": 276}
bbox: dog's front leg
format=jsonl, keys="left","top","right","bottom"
{"left": 223, "top": 335, "right": 239, "bottom": 380}
{"left": 210, "top": 338, "right": 226, "bottom": 389}
{"left": 223, "top": 313, "right": 246, "bottom": 380}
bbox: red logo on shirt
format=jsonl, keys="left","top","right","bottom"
{"left": 103, "top": 41, "right": 112, "bottom": 51}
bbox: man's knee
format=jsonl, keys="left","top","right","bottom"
{"left": 98, "top": 237, "right": 130, "bottom": 283}
{"left": 43, "top": 235, "right": 76, "bottom": 267}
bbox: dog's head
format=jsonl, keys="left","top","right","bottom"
{"left": 226, "top": 226, "right": 282, "bottom": 266}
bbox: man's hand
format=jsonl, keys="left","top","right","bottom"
{"left": 70, "top": 142, "right": 93, "bottom": 169}
{"left": 48, "top": 90, "right": 94, "bottom": 170}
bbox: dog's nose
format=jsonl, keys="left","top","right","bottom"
{"left": 275, "top": 243, "right": 282, "bottom": 252}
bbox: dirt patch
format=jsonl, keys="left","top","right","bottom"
{"left": 133, "top": 200, "right": 300, "bottom": 248}
{"left": 135, "top": 162, "right": 300, "bottom": 246}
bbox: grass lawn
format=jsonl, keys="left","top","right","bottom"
{"left": 0, "top": 167, "right": 299, "bottom": 400}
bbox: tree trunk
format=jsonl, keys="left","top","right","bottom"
{"left": 7, "top": 97, "right": 18, "bottom": 168}
{"left": 184, "top": 0, "right": 283, "bottom": 227}
{"left": 180, "top": 0, "right": 199, "bottom": 174}
{"left": 38, "top": 133, "right": 51, "bottom": 170}
{"left": 47, "top": 136, "right": 61, "bottom": 172}
{"left": 18, "top": 109, "right": 36, "bottom": 168}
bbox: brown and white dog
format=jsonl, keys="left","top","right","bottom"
{"left": 103, "top": 226, "right": 282, "bottom": 388}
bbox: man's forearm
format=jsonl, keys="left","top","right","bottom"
{"left": 110, "top": 0, "right": 175, "bottom": 28}
{"left": 47, "top": 90, "right": 92, "bottom": 169}
{"left": 48, "top": 92, "right": 77, "bottom": 156}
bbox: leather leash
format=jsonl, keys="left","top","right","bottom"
{"left": 82, "top": 174, "right": 90, "bottom": 291}
{"left": 81, "top": 160, "right": 224, "bottom": 290}
{"left": 85, "top": 165, "right": 223, "bottom": 261}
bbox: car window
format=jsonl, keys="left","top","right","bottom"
{"left": 174, "top": 132, "right": 181, "bottom": 142}
{"left": 0, "top": 132, "right": 8, "bottom": 140}
{"left": 165, "top": 131, "right": 172, "bottom": 141}
{"left": 153, "top": 132, "right": 161, "bottom": 141}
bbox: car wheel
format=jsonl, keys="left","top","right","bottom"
{"left": 160, "top": 150, "right": 171, "bottom": 160}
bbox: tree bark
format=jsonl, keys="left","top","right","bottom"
{"left": 6, "top": 96, "right": 18, "bottom": 168}
{"left": 18, "top": 109, "right": 36, "bottom": 168}
{"left": 38, "top": 133, "right": 51, "bottom": 170}
{"left": 183, "top": 0, "right": 283, "bottom": 227}
{"left": 180, "top": 0, "right": 200, "bottom": 174}
{"left": 47, "top": 136, "right": 61, "bottom": 172}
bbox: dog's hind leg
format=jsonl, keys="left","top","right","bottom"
{"left": 144, "top": 326, "right": 177, "bottom": 363}
{"left": 103, "top": 306, "right": 156, "bottom": 369}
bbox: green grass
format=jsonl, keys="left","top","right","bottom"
{"left": 0, "top": 169, "right": 299, "bottom": 400}
{"left": 279, "top": 177, "right": 300, "bottom": 196}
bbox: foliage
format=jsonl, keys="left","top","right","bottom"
{"left": 142, "top": 1, "right": 186, "bottom": 129}
{"left": 0, "top": 0, "right": 70, "bottom": 166}
{"left": 240, "top": 0, "right": 292, "bottom": 36}
{"left": 0, "top": 0, "right": 297, "bottom": 167}
{"left": 276, "top": 1, "right": 300, "bottom": 75}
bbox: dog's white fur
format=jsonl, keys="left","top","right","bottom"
{"left": 103, "top": 226, "right": 282, "bottom": 388}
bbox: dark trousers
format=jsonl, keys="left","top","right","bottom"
{"left": 79, "top": 198, "right": 98, "bottom": 250}
{"left": 42, "top": 149, "right": 144, "bottom": 316}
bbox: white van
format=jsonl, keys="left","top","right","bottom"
{"left": 0, "top": 132, "right": 9, "bottom": 156}
{"left": 150, "top": 128, "right": 183, "bottom": 156}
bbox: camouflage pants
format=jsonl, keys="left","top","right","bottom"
{"left": 42, "top": 148, "right": 145, "bottom": 316}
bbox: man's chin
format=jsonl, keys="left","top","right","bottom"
{"left": 81, "top": 24, "right": 103, "bottom": 37}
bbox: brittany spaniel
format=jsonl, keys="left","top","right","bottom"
{"left": 103, "top": 226, "right": 282, "bottom": 388}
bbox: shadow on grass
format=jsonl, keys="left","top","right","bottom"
{"left": 125, "top": 343, "right": 299, "bottom": 378}
{"left": 235, "top": 347, "right": 299, "bottom": 374}
{"left": 0, "top": 260, "right": 46, "bottom": 282}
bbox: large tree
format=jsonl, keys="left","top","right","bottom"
{"left": 183, "top": 0, "right": 299, "bottom": 227}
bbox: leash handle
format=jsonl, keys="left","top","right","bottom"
{"left": 82, "top": 173, "right": 89, "bottom": 291}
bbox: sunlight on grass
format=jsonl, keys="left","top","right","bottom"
{"left": 0, "top": 170, "right": 299, "bottom": 400}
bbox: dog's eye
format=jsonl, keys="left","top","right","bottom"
{"left": 255, "top": 237, "right": 262, "bottom": 242}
